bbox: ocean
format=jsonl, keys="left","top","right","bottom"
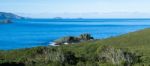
{"left": 0, "top": 19, "right": 150, "bottom": 50}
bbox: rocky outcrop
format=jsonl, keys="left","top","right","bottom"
{"left": 53, "top": 34, "right": 94, "bottom": 45}
{"left": 79, "top": 33, "right": 94, "bottom": 40}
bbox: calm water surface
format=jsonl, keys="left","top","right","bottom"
{"left": 0, "top": 19, "right": 150, "bottom": 50}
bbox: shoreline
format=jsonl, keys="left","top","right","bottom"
{"left": 0, "top": 28, "right": 149, "bottom": 66}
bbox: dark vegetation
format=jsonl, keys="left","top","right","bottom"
{"left": 0, "top": 28, "right": 150, "bottom": 66}
{"left": 0, "top": 62, "right": 25, "bottom": 66}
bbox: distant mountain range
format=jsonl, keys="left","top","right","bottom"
{"left": 0, "top": 12, "right": 24, "bottom": 19}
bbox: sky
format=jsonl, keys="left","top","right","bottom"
{"left": 0, "top": 0, "right": 150, "bottom": 18}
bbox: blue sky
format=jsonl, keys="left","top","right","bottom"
{"left": 0, "top": 0, "right": 150, "bottom": 18}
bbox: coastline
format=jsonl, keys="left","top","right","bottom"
{"left": 49, "top": 42, "right": 58, "bottom": 46}
{"left": 0, "top": 28, "right": 150, "bottom": 66}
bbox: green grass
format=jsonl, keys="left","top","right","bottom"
{"left": 0, "top": 28, "right": 150, "bottom": 66}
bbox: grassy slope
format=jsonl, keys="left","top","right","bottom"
{"left": 64, "top": 28, "right": 150, "bottom": 65}
{"left": 0, "top": 28, "right": 150, "bottom": 66}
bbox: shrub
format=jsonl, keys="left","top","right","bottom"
{"left": 97, "top": 46, "right": 141, "bottom": 66}
{"left": 42, "top": 47, "right": 64, "bottom": 64}
{"left": 63, "top": 51, "right": 78, "bottom": 65}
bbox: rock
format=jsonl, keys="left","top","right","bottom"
{"left": 53, "top": 34, "right": 94, "bottom": 45}
{"left": 54, "top": 36, "right": 80, "bottom": 45}
{"left": 79, "top": 33, "right": 94, "bottom": 40}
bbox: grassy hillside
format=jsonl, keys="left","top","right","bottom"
{"left": 0, "top": 28, "right": 150, "bottom": 66}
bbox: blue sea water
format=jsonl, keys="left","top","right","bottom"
{"left": 0, "top": 19, "right": 150, "bottom": 50}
